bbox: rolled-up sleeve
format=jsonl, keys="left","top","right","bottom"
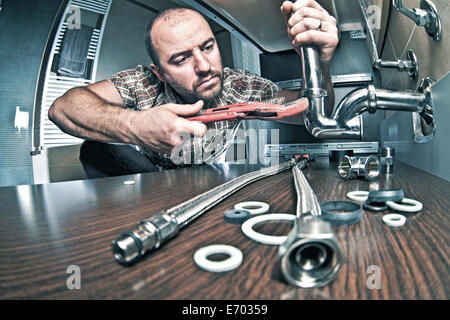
{"left": 108, "top": 69, "right": 139, "bottom": 109}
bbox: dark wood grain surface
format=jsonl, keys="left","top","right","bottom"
{"left": 0, "top": 161, "right": 448, "bottom": 300}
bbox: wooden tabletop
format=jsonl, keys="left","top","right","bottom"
{"left": 0, "top": 161, "right": 448, "bottom": 300}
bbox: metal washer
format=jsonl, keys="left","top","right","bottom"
{"left": 320, "top": 201, "right": 363, "bottom": 226}
{"left": 367, "top": 189, "right": 404, "bottom": 203}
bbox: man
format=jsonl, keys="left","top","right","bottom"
{"left": 48, "top": 0, "right": 338, "bottom": 177}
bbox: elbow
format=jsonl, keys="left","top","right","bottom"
{"left": 48, "top": 98, "right": 57, "bottom": 123}
{"left": 49, "top": 86, "right": 76, "bottom": 125}
{"left": 48, "top": 96, "right": 63, "bottom": 125}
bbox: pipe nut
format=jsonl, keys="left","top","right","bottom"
{"left": 302, "top": 88, "right": 328, "bottom": 99}
{"left": 367, "top": 85, "right": 377, "bottom": 114}
{"left": 279, "top": 216, "right": 343, "bottom": 288}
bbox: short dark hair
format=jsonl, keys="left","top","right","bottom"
{"left": 144, "top": 17, "right": 159, "bottom": 67}
{"left": 144, "top": 8, "right": 199, "bottom": 67}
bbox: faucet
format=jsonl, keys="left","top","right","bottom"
{"left": 374, "top": 49, "right": 419, "bottom": 81}
{"left": 301, "top": 46, "right": 433, "bottom": 140}
{"left": 392, "top": 0, "right": 441, "bottom": 40}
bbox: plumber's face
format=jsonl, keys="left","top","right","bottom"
{"left": 150, "top": 11, "right": 223, "bottom": 103}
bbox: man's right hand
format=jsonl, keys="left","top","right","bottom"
{"left": 129, "top": 100, "right": 207, "bottom": 155}
{"left": 281, "top": 0, "right": 338, "bottom": 65}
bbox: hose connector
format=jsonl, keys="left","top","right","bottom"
{"left": 279, "top": 215, "right": 343, "bottom": 288}
{"left": 111, "top": 211, "right": 179, "bottom": 265}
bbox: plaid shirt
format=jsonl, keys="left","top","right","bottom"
{"left": 109, "top": 65, "right": 280, "bottom": 169}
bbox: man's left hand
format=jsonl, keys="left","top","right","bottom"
{"left": 281, "top": 0, "right": 339, "bottom": 65}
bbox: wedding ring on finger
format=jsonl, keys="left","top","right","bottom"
{"left": 317, "top": 19, "right": 323, "bottom": 31}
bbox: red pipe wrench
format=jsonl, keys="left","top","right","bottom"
{"left": 186, "top": 98, "right": 308, "bottom": 123}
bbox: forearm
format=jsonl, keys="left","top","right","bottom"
{"left": 49, "top": 86, "right": 207, "bottom": 154}
{"left": 48, "top": 86, "right": 136, "bottom": 144}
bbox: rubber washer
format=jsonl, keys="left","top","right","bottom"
{"left": 241, "top": 213, "right": 296, "bottom": 245}
{"left": 382, "top": 214, "right": 406, "bottom": 227}
{"left": 224, "top": 209, "right": 251, "bottom": 224}
{"left": 386, "top": 198, "right": 423, "bottom": 213}
{"left": 367, "top": 189, "right": 404, "bottom": 203}
{"left": 193, "top": 244, "right": 243, "bottom": 273}
{"left": 234, "top": 201, "right": 269, "bottom": 215}
{"left": 320, "top": 201, "right": 363, "bottom": 226}
{"left": 363, "top": 201, "right": 389, "bottom": 212}
{"left": 346, "top": 191, "right": 369, "bottom": 202}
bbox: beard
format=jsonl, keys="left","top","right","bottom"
{"left": 166, "top": 69, "right": 223, "bottom": 104}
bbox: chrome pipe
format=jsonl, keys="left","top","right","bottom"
{"left": 372, "top": 87, "right": 427, "bottom": 112}
{"left": 333, "top": 85, "right": 428, "bottom": 126}
{"left": 332, "top": 87, "right": 371, "bottom": 126}
{"left": 300, "top": 45, "right": 362, "bottom": 139}
{"left": 112, "top": 159, "right": 298, "bottom": 265}
{"left": 301, "top": 46, "right": 431, "bottom": 140}
{"left": 301, "top": 46, "right": 326, "bottom": 95}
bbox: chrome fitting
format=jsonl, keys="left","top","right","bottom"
{"left": 367, "top": 84, "right": 377, "bottom": 114}
{"left": 392, "top": 0, "right": 441, "bottom": 40}
{"left": 380, "top": 147, "right": 395, "bottom": 174}
{"left": 374, "top": 50, "right": 419, "bottom": 81}
{"left": 302, "top": 88, "right": 328, "bottom": 99}
{"left": 279, "top": 162, "right": 343, "bottom": 288}
{"left": 279, "top": 215, "right": 343, "bottom": 288}
{"left": 111, "top": 211, "right": 179, "bottom": 265}
{"left": 338, "top": 155, "right": 381, "bottom": 181}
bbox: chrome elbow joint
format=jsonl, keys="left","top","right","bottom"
{"left": 300, "top": 45, "right": 363, "bottom": 140}
{"left": 303, "top": 92, "right": 363, "bottom": 139}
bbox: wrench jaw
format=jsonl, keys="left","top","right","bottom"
{"left": 111, "top": 211, "right": 179, "bottom": 265}
{"left": 279, "top": 215, "right": 343, "bottom": 288}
